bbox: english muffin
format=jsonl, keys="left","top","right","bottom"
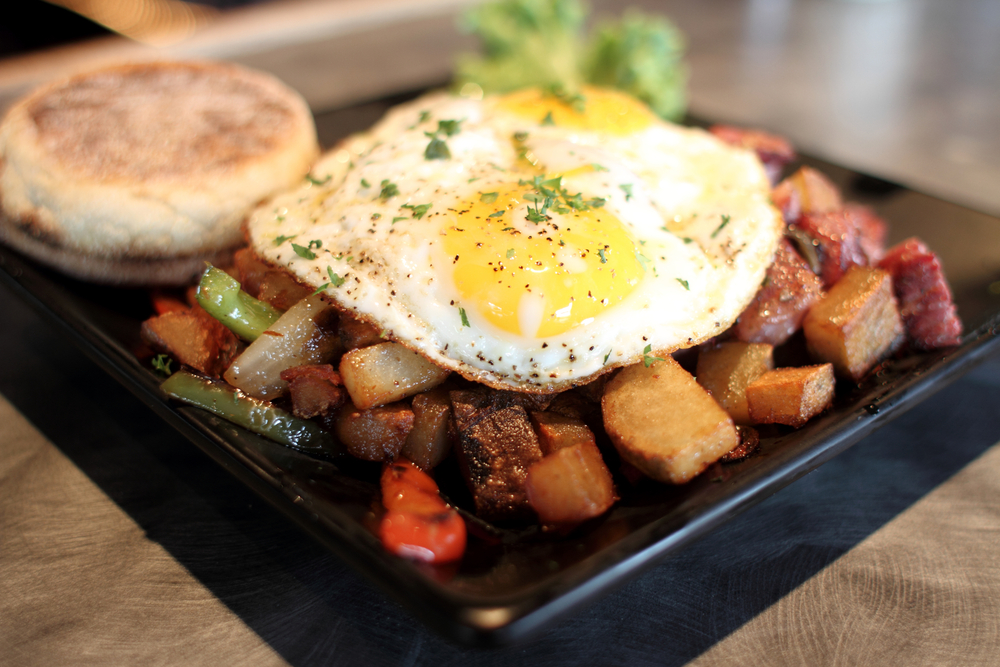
{"left": 0, "top": 60, "right": 319, "bottom": 285}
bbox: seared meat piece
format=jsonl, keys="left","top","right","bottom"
{"left": 878, "top": 238, "right": 962, "bottom": 349}
{"left": 451, "top": 390, "right": 544, "bottom": 522}
{"left": 709, "top": 124, "right": 795, "bottom": 185}
{"left": 279, "top": 364, "right": 346, "bottom": 419}
{"left": 794, "top": 210, "right": 869, "bottom": 287}
{"left": 844, "top": 203, "right": 889, "bottom": 263}
{"left": 735, "top": 239, "right": 824, "bottom": 345}
{"left": 233, "top": 246, "right": 312, "bottom": 310}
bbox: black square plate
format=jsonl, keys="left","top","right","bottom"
{"left": 2, "top": 93, "right": 999, "bottom": 646}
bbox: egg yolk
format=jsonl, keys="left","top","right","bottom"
{"left": 444, "top": 181, "right": 644, "bottom": 339}
{"left": 496, "top": 85, "right": 655, "bottom": 136}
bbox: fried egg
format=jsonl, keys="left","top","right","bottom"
{"left": 248, "top": 86, "right": 783, "bottom": 392}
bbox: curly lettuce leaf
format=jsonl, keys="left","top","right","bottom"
{"left": 454, "top": 0, "right": 688, "bottom": 121}
{"left": 583, "top": 11, "right": 688, "bottom": 121}
{"left": 454, "top": 0, "right": 586, "bottom": 94}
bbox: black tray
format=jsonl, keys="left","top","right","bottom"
{"left": 2, "top": 95, "right": 999, "bottom": 646}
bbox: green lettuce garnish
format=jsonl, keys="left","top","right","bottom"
{"left": 454, "top": 0, "right": 688, "bottom": 121}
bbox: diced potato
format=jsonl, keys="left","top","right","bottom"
{"left": 339, "top": 342, "right": 451, "bottom": 410}
{"left": 401, "top": 388, "right": 452, "bottom": 471}
{"left": 746, "top": 364, "right": 835, "bottom": 427}
{"left": 530, "top": 411, "right": 597, "bottom": 455}
{"left": 526, "top": 441, "right": 616, "bottom": 525}
{"left": 803, "top": 266, "right": 903, "bottom": 381}
{"left": 771, "top": 165, "right": 842, "bottom": 222}
{"left": 696, "top": 341, "right": 774, "bottom": 424}
{"left": 335, "top": 401, "right": 414, "bottom": 461}
{"left": 602, "top": 356, "right": 739, "bottom": 484}
{"left": 224, "top": 294, "right": 340, "bottom": 400}
{"left": 339, "top": 315, "right": 383, "bottom": 350}
{"left": 141, "top": 308, "right": 241, "bottom": 377}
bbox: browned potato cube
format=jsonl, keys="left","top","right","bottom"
{"left": 746, "top": 364, "right": 835, "bottom": 427}
{"left": 339, "top": 341, "right": 450, "bottom": 410}
{"left": 334, "top": 401, "right": 414, "bottom": 461}
{"left": 401, "top": 388, "right": 452, "bottom": 471}
{"left": 696, "top": 341, "right": 774, "bottom": 424}
{"left": 526, "top": 441, "right": 616, "bottom": 525}
{"left": 141, "top": 309, "right": 240, "bottom": 377}
{"left": 803, "top": 266, "right": 903, "bottom": 381}
{"left": 602, "top": 356, "right": 739, "bottom": 484}
{"left": 772, "top": 165, "right": 843, "bottom": 222}
{"left": 530, "top": 411, "right": 597, "bottom": 455}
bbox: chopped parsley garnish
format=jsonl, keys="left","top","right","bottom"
{"left": 418, "top": 110, "right": 431, "bottom": 123}
{"left": 292, "top": 242, "right": 319, "bottom": 260}
{"left": 424, "top": 138, "right": 451, "bottom": 160}
{"left": 676, "top": 278, "right": 690, "bottom": 290}
{"left": 274, "top": 234, "right": 297, "bottom": 246}
{"left": 379, "top": 179, "right": 399, "bottom": 201}
{"left": 360, "top": 178, "right": 371, "bottom": 188}
{"left": 506, "top": 248, "right": 515, "bottom": 259}
{"left": 590, "top": 163, "right": 609, "bottom": 172}
{"left": 711, "top": 214, "right": 732, "bottom": 238}
{"left": 401, "top": 203, "right": 432, "bottom": 220}
{"left": 306, "top": 173, "right": 331, "bottom": 186}
{"left": 517, "top": 174, "right": 605, "bottom": 224}
{"left": 604, "top": 350, "right": 612, "bottom": 364}
{"left": 488, "top": 210, "right": 506, "bottom": 218}
{"left": 371, "top": 213, "right": 381, "bottom": 220}
{"left": 526, "top": 204, "right": 549, "bottom": 224}
{"left": 392, "top": 216, "right": 408, "bottom": 223}
{"left": 619, "top": 183, "right": 633, "bottom": 201}
{"left": 643, "top": 344, "right": 665, "bottom": 368}
{"left": 423, "top": 119, "right": 462, "bottom": 160}
{"left": 328, "top": 266, "right": 345, "bottom": 287}
{"left": 459, "top": 307, "right": 470, "bottom": 327}
{"left": 544, "top": 83, "right": 586, "bottom": 113}
{"left": 436, "top": 119, "right": 463, "bottom": 136}
{"left": 313, "top": 266, "right": 346, "bottom": 292}
{"left": 682, "top": 237, "right": 694, "bottom": 244}
{"left": 541, "top": 111, "right": 555, "bottom": 126}
{"left": 598, "top": 248, "right": 608, "bottom": 263}
{"left": 151, "top": 354, "right": 173, "bottom": 376}
{"left": 634, "top": 250, "right": 651, "bottom": 272}
{"left": 480, "top": 192, "right": 499, "bottom": 203}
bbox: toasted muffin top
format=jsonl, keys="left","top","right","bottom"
{"left": 0, "top": 60, "right": 319, "bottom": 283}
{"left": 25, "top": 62, "right": 302, "bottom": 182}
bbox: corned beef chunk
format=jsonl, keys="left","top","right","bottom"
{"left": 735, "top": 239, "right": 824, "bottom": 346}
{"left": 709, "top": 124, "right": 795, "bottom": 185}
{"left": 280, "top": 364, "right": 346, "bottom": 419}
{"left": 878, "top": 238, "right": 962, "bottom": 350}
{"left": 794, "top": 210, "right": 869, "bottom": 287}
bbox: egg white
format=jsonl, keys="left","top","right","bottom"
{"left": 248, "top": 90, "right": 783, "bottom": 392}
